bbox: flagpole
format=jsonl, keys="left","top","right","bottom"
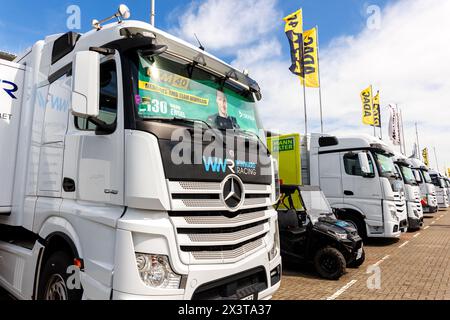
{"left": 433, "top": 147, "right": 440, "bottom": 172}
{"left": 150, "top": 0, "right": 155, "bottom": 26}
{"left": 415, "top": 122, "right": 421, "bottom": 161}
{"left": 316, "top": 26, "right": 324, "bottom": 134}
{"left": 379, "top": 94, "right": 383, "bottom": 140}
{"left": 399, "top": 107, "right": 406, "bottom": 156}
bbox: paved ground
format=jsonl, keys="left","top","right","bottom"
{"left": 274, "top": 208, "right": 450, "bottom": 300}
{"left": 1, "top": 209, "right": 449, "bottom": 301}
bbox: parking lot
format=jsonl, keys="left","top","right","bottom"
{"left": 1, "top": 209, "right": 449, "bottom": 301}
{"left": 274, "top": 208, "right": 450, "bottom": 300}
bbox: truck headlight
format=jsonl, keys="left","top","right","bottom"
{"left": 268, "top": 222, "right": 280, "bottom": 261}
{"left": 389, "top": 207, "right": 398, "bottom": 222}
{"left": 135, "top": 254, "right": 181, "bottom": 289}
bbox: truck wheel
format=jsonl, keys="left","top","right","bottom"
{"left": 37, "top": 251, "right": 82, "bottom": 300}
{"left": 343, "top": 216, "right": 367, "bottom": 240}
{"left": 314, "top": 247, "right": 346, "bottom": 280}
{"left": 348, "top": 248, "right": 366, "bottom": 268}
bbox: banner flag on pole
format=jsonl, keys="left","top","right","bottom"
{"left": 422, "top": 148, "right": 430, "bottom": 167}
{"left": 388, "top": 104, "right": 401, "bottom": 145}
{"left": 300, "top": 28, "right": 320, "bottom": 88}
{"left": 283, "top": 9, "right": 304, "bottom": 76}
{"left": 372, "top": 91, "right": 381, "bottom": 128}
{"left": 361, "top": 86, "right": 374, "bottom": 125}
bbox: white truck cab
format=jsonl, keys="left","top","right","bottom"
{"left": 0, "top": 6, "right": 281, "bottom": 300}
{"left": 307, "top": 134, "right": 406, "bottom": 239}
{"left": 410, "top": 159, "right": 438, "bottom": 214}
{"left": 393, "top": 153, "right": 424, "bottom": 230}
{"left": 429, "top": 170, "right": 449, "bottom": 209}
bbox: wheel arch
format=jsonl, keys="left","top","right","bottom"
{"left": 34, "top": 217, "right": 83, "bottom": 299}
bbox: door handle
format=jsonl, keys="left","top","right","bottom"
{"left": 344, "top": 190, "right": 354, "bottom": 196}
{"left": 104, "top": 189, "right": 119, "bottom": 195}
{"left": 63, "top": 178, "right": 76, "bottom": 192}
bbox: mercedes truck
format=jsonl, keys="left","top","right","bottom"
{"left": 268, "top": 133, "right": 407, "bottom": 239}
{"left": 393, "top": 153, "right": 424, "bottom": 230}
{"left": 429, "top": 170, "right": 449, "bottom": 209}
{"left": 410, "top": 159, "right": 438, "bottom": 214}
{"left": 0, "top": 5, "right": 281, "bottom": 300}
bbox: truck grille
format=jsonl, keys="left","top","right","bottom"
{"left": 167, "top": 180, "right": 273, "bottom": 264}
{"left": 394, "top": 193, "right": 406, "bottom": 217}
{"left": 170, "top": 209, "right": 270, "bottom": 264}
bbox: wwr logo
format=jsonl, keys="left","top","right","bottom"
{"left": 0, "top": 80, "right": 18, "bottom": 99}
{"left": 203, "top": 157, "right": 235, "bottom": 174}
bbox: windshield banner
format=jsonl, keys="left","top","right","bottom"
{"left": 137, "top": 56, "right": 260, "bottom": 134}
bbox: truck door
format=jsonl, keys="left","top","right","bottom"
{"left": 63, "top": 53, "right": 124, "bottom": 206}
{"left": 341, "top": 151, "right": 383, "bottom": 226}
{"left": 318, "top": 151, "right": 343, "bottom": 206}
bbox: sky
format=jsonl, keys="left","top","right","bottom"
{"left": 1, "top": 0, "right": 449, "bottom": 174}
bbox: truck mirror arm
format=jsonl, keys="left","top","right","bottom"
{"left": 87, "top": 116, "right": 116, "bottom": 135}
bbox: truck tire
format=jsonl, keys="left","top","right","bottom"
{"left": 348, "top": 248, "right": 366, "bottom": 268}
{"left": 342, "top": 215, "right": 367, "bottom": 240}
{"left": 314, "top": 247, "right": 346, "bottom": 280}
{"left": 37, "top": 251, "right": 83, "bottom": 300}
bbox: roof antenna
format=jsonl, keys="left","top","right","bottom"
{"left": 194, "top": 33, "right": 205, "bottom": 51}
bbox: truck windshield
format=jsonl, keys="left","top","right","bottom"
{"left": 374, "top": 152, "right": 397, "bottom": 178}
{"left": 400, "top": 166, "right": 417, "bottom": 185}
{"left": 134, "top": 53, "right": 264, "bottom": 138}
{"left": 422, "top": 170, "right": 433, "bottom": 184}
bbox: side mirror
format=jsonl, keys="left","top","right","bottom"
{"left": 358, "top": 152, "right": 372, "bottom": 176}
{"left": 71, "top": 51, "right": 100, "bottom": 118}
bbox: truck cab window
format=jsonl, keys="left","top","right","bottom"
{"left": 344, "top": 153, "right": 375, "bottom": 177}
{"left": 76, "top": 59, "right": 118, "bottom": 132}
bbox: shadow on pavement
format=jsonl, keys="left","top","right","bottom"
{"left": 364, "top": 238, "right": 400, "bottom": 247}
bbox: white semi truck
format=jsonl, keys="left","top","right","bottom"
{"left": 410, "top": 159, "right": 438, "bottom": 214}
{"left": 269, "top": 133, "right": 407, "bottom": 239}
{"left": 393, "top": 153, "right": 424, "bottom": 230}
{"left": 0, "top": 5, "right": 281, "bottom": 300}
{"left": 429, "top": 170, "right": 449, "bottom": 209}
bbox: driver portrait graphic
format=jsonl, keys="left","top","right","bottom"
{"left": 207, "top": 88, "right": 240, "bottom": 130}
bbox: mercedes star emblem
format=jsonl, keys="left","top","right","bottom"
{"left": 221, "top": 175, "right": 245, "bottom": 211}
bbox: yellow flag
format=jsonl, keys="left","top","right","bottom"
{"left": 447, "top": 168, "right": 450, "bottom": 177}
{"left": 283, "top": 9, "right": 303, "bottom": 76}
{"left": 361, "top": 86, "right": 374, "bottom": 126}
{"left": 300, "top": 28, "right": 320, "bottom": 88}
{"left": 422, "top": 148, "right": 429, "bottom": 167}
{"left": 283, "top": 9, "right": 303, "bottom": 34}
{"left": 372, "top": 91, "right": 381, "bottom": 128}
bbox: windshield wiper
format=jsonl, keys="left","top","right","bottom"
{"left": 232, "top": 128, "right": 268, "bottom": 153}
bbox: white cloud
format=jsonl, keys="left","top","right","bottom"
{"left": 171, "top": 0, "right": 281, "bottom": 53}
{"left": 173, "top": 0, "right": 450, "bottom": 173}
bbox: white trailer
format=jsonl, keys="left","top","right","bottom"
{"left": 0, "top": 5, "right": 281, "bottom": 300}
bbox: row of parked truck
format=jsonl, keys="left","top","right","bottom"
{"left": 266, "top": 133, "right": 447, "bottom": 280}
{"left": 0, "top": 5, "right": 446, "bottom": 299}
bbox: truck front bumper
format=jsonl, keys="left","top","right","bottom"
{"left": 408, "top": 217, "right": 423, "bottom": 230}
{"left": 112, "top": 251, "right": 282, "bottom": 300}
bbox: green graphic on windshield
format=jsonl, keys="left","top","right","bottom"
{"left": 137, "top": 55, "right": 261, "bottom": 134}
